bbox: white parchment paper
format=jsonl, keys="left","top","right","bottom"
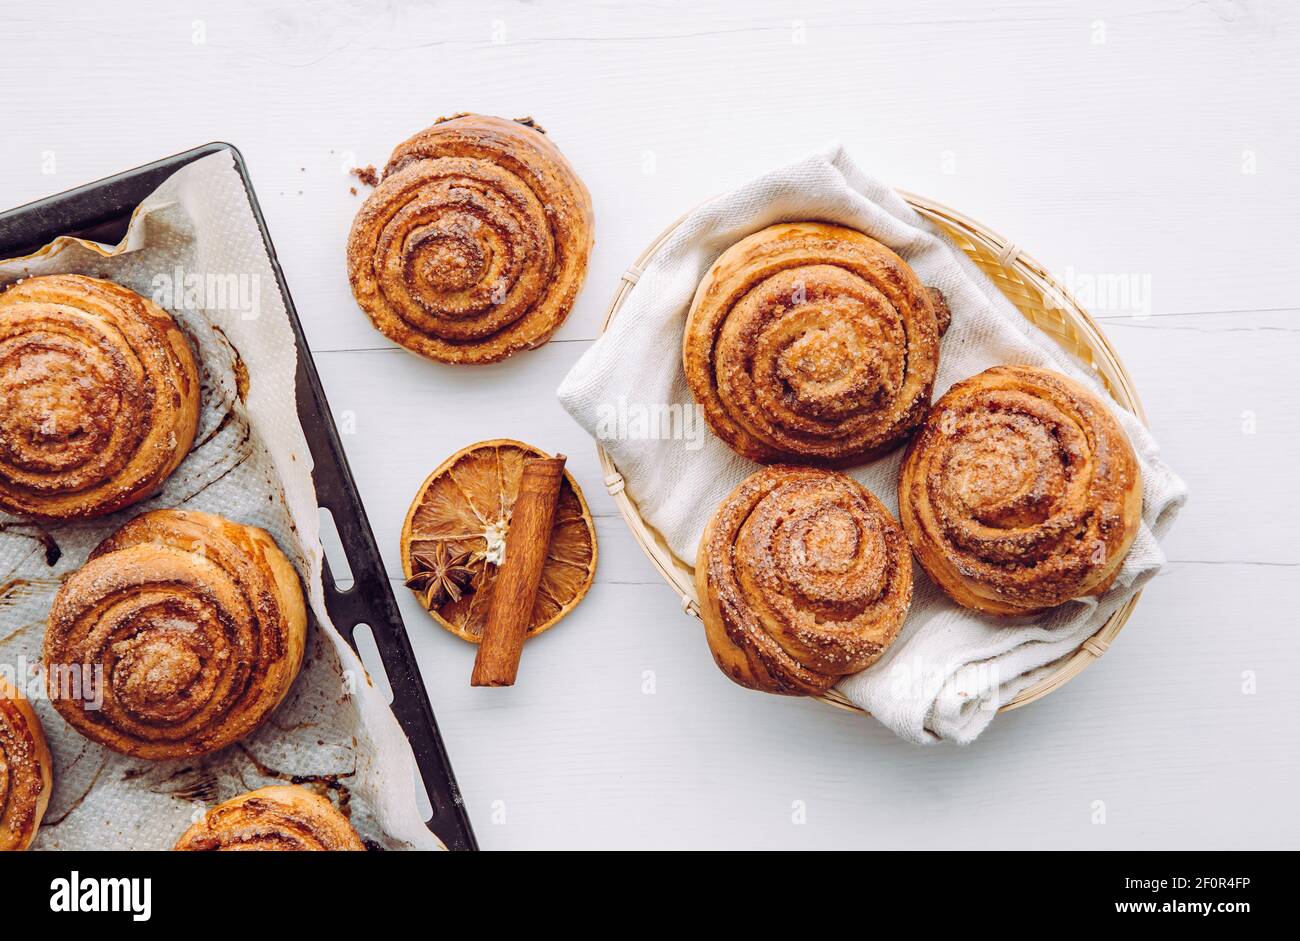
{"left": 0, "top": 150, "right": 442, "bottom": 850}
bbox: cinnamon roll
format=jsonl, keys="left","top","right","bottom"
{"left": 898, "top": 365, "right": 1143, "bottom": 616}
{"left": 0, "top": 677, "right": 52, "bottom": 851}
{"left": 683, "top": 223, "right": 948, "bottom": 466}
{"left": 44, "top": 510, "right": 307, "bottom": 760}
{"left": 0, "top": 274, "right": 200, "bottom": 519}
{"left": 347, "top": 114, "right": 595, "bottom": 364}
{"left": 696, "top": 466, "right": 912, "bottom": 695}
{"left": 174, "top": 785, "right": 364, "bottom": 851}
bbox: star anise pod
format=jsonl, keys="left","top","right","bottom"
{"left": 404, "top": 543, "right": 477, "bottom": 609}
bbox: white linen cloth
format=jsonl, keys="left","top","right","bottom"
{"left": 558, "top": 145, "right": 1187, "bottom": 744}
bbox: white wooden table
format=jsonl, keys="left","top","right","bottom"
{"left": 4, "top": 0, "right": 1297, "bottom": 850}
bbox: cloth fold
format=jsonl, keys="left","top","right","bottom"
{"left": 558, "top": 145, "right": 1186, "bottom": 744}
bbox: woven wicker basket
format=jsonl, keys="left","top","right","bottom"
{"left": 595, "top": 192, "right": 1147, "bottom": 715}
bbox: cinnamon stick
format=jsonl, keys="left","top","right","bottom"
{"left": 471, "top": 454, "right": 567, "bottom": 686}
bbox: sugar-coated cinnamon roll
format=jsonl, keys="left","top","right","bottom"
{"left": 898, "top": 365, "right": 1142, "bottom": 616}
{"left": 174, "top": 785, "right": 364, "bottom": 851}
{"left": 0, "top": 271, "right": 200, "bottom": 522}
{"left": 347, "top": 114, "right": 595, "bottom": 364}
{"left": 44, "top": 510, "right": 307, "bottom": 760}
{"left": 0, "top": 677, "right": 53, "bottom": 851}
{"left": 696, "top": 467, "right": 912, "bottom": 695}
{"left": 0, "top": 274, "right": 200, "bottom": 520}
{"left": 683, "top": 223, "right": 948, "bottom": 466}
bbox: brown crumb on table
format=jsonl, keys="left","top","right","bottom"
{"left": 349, "top": 186, "right": 357, "bottom": 196}
{"left": 350, "top": 165, "right": 378, "bottom": 187}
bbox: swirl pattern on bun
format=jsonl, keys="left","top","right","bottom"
{"left": 0, "top": 677, "right": 53, "bottom": 851}
{"left": 0, "top": 274, "right": 199, "bottom": 519}
{"left": 174, "top": 785, "right": 364, "bottom": 851}
{"left": 347, "top": 114, "right": 594, "bottom": 364}
{"left": 684, "top": 222, "right": 948, "bottom": 466}
{"left": 44, "top": 510, "right": 307, "bottom": 760}
{"left": 898, "top": 365, "right": 1143, "bottom": 615}
{"left": 696, "top": 466, "right": 912, "bottom": 695}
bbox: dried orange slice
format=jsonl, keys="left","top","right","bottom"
{"left": 399, "top": 439, "right": 597, "bottom": 643}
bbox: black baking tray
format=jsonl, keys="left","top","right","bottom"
{"left": 0, "top": 143, "right": 477, "bottom": 851}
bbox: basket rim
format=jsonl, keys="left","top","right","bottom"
{"left": 594, "top": 192, "right": 1147, "bottom": 717}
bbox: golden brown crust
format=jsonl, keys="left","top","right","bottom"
{"left": 683, "top": 223, "right": 945, "bottom": 466}
{"left": 44, "top": 509, "right": 307, "bottom": 760}
{"left": 0, "top": 274, "right": 200, "bottom": 519}
{"left": 696, "top": 467, "right": 912, "bottom": 695}
{"left": 0, "top": 677, "right": 53, "bottom": 851}
{"left": 174, "top": 785, "right": 364, "bottom": 851}
{"left": 346, "top": 114, "right": 594, "bottom": 365}
{"left": 898, "top": 365, "right": 1143, "bottom": 616}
